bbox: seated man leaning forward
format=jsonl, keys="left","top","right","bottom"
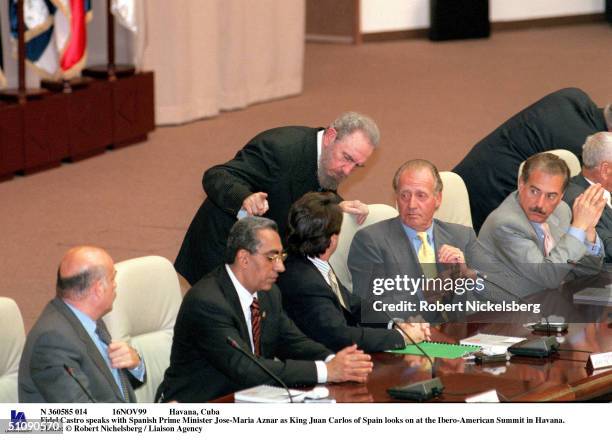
{"left": 563, "top": 132, "right": 612, "bottom": 262}
{"left": 479, "top": 152, "right": 605, "bottom": 297}
{"left": 277, "top": 191, "right": 430, "bottom": 353}
{"left": 156, "top": 217, "right": 373, "bottom": 403}
{"left": 19, "top": 246, "right": 145, "bottom": 403}
{"left": 348, "top": 159, "right": 486, "bottom": 323}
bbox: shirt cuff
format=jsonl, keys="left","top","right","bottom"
{"left": 315, "top": 360, "right": 328, "bottom": 383}
{"left": 236, "top": 208, "right": 248, "bottom": 220}
{"left": 568, "top": 227, "right": 602, "bottom": 255}
{"left": 567, "top": 226, "right": 586, "bottom": 243}
{"left": 128, "top": 359, "right": 146, "bottom": 382}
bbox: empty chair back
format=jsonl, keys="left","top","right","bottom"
{"left": 0, "top": 297, "right": 25, "bottom": 403}
{"left": 330, "top": 204, "right": 398, "bottom": 292}
{"left": 434, "top": 171, "right": 473, "bottom": 228}
{"left": 103, "top": 256, "right": 182, "bottom": 403}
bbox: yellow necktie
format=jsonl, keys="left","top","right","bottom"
{"left": 417, "top": 232, "right": 437, "bottom": 278}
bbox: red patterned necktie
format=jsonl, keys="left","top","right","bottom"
{"left": 250, "top": 297, "right": 261, "bottom": 356}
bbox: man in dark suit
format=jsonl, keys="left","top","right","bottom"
{"left": 278, "top": 192, "right": 430, "bottom": 353}
{"left": 157, "top": 217, "right": 373, "bottom": 403}
{"left": 453, "top": 88, "right": 611, "bottom": 232}
{"left": 19, "top": 247, "right": 145, "bottom": 403}
{"left": 349, "top": 160, "right": 491, "bottom": 322}
{"left": 175, "top": 111, "right": 380, "bottom": 286}
{"left": 563, "top": 132, "right": 612, "bottom": 262}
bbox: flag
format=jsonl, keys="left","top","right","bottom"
{"left": 9, "top": 0, "right": 60, "bottom": 79}
{"left": 0, "top": 10, "right": 6, "bottom": 88}
{"left": 112, "top": 0, "right": 146, "bottom": 70}
{"left": 111, "top": 0, "right": 137, "bottom": 33}
{"left": 52, "top": 0, "right": 92, "bottom": 78}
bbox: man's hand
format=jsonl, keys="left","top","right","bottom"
{"left": 571, "top": 184, "right": 606, "bottom": 238}
{"left": 326, "top": 344, "right": 372, "bottom": 383}
{"left": 339, "top": 200, "right": 369, "bottom": 225}
{"left": 397, "top": 322, "right": 431, "bottom": 344}
{"left": 108, "top": 341, "right": 141, "bottom": 370}
{"left": 437, "top": 245, "right": 465, "bottom": 264}
{"left": 241, "top": 192, "right": 269, "bottom": 216}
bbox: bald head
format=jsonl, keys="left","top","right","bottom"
{"left": 56, "top": 247, "right": 116, "bottom": 319}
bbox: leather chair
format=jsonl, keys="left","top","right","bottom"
{"left": 0, "top": 297, "right": 25, "bottom": 403}
{"left": 435, "top": 171, "right": 473, "bottom": 228}
{"left": 103, "top": 256, "right": 182, "bottom": 403}
{"left": 330, "top": 203, "right": 398, "bottom": 292}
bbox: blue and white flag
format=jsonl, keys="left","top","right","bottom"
{"left": 9, "top": 0, "right": 60, "bottom": 79}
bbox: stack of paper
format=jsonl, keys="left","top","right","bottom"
{"left": 235, "top": 385, "right": 304, "bottom": 403}
{"left": 460, "top": 333, "right": 525, "bottom": 355}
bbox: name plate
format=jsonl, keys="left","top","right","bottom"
{"left": 587, "top": 351, "right": 612, "bottom": 370}
{"left": 465, "top": 389, "right": 500, "bottom": 403}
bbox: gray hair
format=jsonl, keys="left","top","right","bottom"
{"left": 56, "top": 266, "right": 107, "bottom": 300}
{"left": 604, "top": 103, "right": 612, "bottom": 132}
{"left": 225, "top": 217, "right": 278, "bottom": 264}
{"left": 582, "top": 132, "right": 612, "bottom": 169}
{"left": 392, "top": 159, "right": 444, "bottom": 194}
{"left": 331, "top": 112, "right": 380, "bottom": 147}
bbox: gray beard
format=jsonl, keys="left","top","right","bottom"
{"left": 317, "top": 147, "right": 340, "bottom": 190}
{"left": 317, "top": 164, "right": 339, "bottom": 191}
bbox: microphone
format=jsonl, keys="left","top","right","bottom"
{"left": 225, "top": 336, "right": 294, "bottom": 403}
{"left": 380, "top": 310, "right": 436, "bottom": 375}
{"left": 475, "top": 270, "right": 550, "bottom": 327}
{"left": 63, "top": 365, "right": 97, "bottom": 403}
{"left": 566, "top": 259, "right": 610, "bottom": 273}
{"left": 474, "top": 272, "right": 561, "bottom": 356}
{"left": 380, "top": 310, "right": 444, "bottom": 401}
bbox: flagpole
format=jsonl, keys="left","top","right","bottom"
{"left": 83, "top": 0, "right": 135, "bottom": 80}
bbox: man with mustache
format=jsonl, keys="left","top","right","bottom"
{"left": 453, "top": 88, "right": 611, "bottom": 233}
{"left": 478, "top": 152, "right": 606, "bottom": 297}
{"left": 175, "top": 112, "right": 378, "bottom": 286}
{"left": 157, "top": 217, "right": 373, "bottom": 402}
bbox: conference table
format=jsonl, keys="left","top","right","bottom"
{"left": 215, "top": 275, "right": 612, "bottom": 403}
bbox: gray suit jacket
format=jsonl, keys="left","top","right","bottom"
{"left": 348, "top": 217, "right": 492, "bottom": 321}
{"left": 478, "top": 191, "right": 603, "bottom": 297}
{"left": 563, "top": 174, "right": 612, "bottom": 262}
{"left": 18, "top": 298, "right": 139, "bottom": 403}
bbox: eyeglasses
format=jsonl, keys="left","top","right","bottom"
{"left": 259, "top": 252, "right": 288, "bottom": 263}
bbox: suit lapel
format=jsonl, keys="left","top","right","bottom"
{"left": 388, "top": 217, "right": 424, "bottom": 275}
{"left": 509, "top": 193, "right": 541, "bottom": 243}
{"left": 216, "top": 267, "right": 252, "bottom": 345}
{"left": 51, "top": 298, "right": 124, "bottom": 401}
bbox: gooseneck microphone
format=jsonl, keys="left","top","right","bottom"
{"left": 225, "top": 336, "right": 294, "bottom": 403}
{"left": 474, "top": 271, "right": 562, "bottom": 356}
{"left": 380, "top": 309, "right": 436, "bottom": 376}
{"left": 64, "top": 365, "right": 97, "bottom": 403}
{"left": 380, "top": 310, "right": 444, "bottom": 401}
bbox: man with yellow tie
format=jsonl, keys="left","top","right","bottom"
{"left": 479, "top": 152, "right": 605, "bottom": 297}
{"left": 348, "top": 159, "right": 486, "bottom": 323}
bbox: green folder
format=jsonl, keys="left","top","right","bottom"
{"left": 387, "top": 342, "right": 480, "bottom": 359}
